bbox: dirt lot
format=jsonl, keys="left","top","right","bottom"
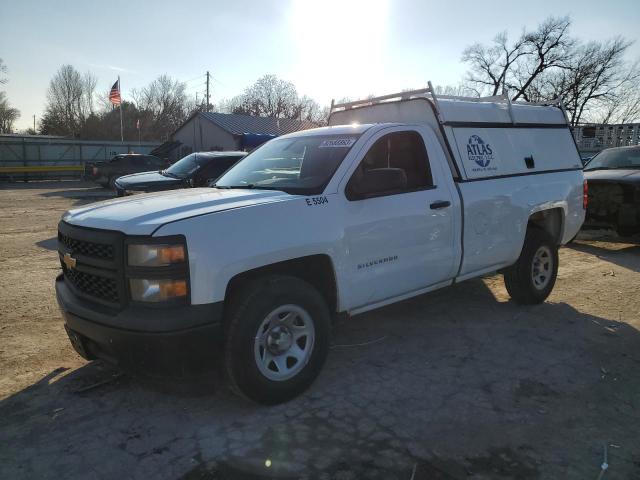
{"left": 1, "top": 181, "right": 639, "bottom": 479}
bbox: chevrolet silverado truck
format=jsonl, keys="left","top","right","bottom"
{"left": 56, "top": 86, "right": 585, "bottom": 404}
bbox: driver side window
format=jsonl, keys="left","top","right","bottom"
{"left": 346, "top": 131, "right": 433, "bottom": 200}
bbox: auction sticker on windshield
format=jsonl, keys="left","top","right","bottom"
{"left": 319, "top": 138, "right": 357, "bottom": 148}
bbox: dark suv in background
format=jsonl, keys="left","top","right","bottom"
{"left": 114, "top": 151, "right": 246, "bottom": 196}
{"left": 85, "top": 154, "right": 168, "bottom": 188}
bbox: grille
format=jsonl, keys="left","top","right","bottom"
{"left": 62, "top": 264, "right": 120, "bottom": 304}
{"left": 58, "top": 232, "right": 114, "bottom": 260}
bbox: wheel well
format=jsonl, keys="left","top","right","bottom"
{"left": 224, "top": 255, "right": 338, "bottom": 313}
{"left": 528, "top": 208, "right": 564, "bottom": 244}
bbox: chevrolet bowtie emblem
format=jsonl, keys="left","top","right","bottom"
{"left": 63, "top": 252, "right": 77, "bottom": 269}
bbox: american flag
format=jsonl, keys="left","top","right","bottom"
{"left": 109, "top": 79, "right": 121, "bottom": 105}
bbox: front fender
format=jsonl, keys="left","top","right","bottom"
{"left": 153, "top": 194, "right": 346, "bottom": 306}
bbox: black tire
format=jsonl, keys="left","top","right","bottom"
{"left": 224, "top": 275, "right": 331, "bottom": 405}
{"left": 504, "top": 227, "right": 559, "bottom": 305}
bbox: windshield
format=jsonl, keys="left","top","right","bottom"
{"left": 584, "top": 147, "right": 640, "bottom": 171}
{"left": 165, "top": 153, "right": 206, "bottom": 178}
{"left": 214, "top": 134, "right": 361, "bottom": 194}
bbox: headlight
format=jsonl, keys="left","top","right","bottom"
{"left": 129, "top": 278, "right": 187, "bottom": 302}
{"left": 128, "top": 244, "right": 185, "bottom": 267}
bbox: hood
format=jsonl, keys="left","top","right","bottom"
{"left": 63, "top": 188, "right": 296, "bottom": 235}
{"left": 584, "top": 169, "right": 640, "bottom": 183}
{"left": 116, "top": 171, "right": 182, "bottom": 190}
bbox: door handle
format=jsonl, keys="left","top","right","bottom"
{"left": 430, "top": 200, "right": 451, "bottom": 210}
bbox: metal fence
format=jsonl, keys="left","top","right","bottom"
{"left": 0, "top": 135, "right": 160, "bottom": 181}
{"left": 572, "top": 123, "right": 640, "bottom": 157}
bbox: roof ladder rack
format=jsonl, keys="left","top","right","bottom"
{"left": 328, "top": 82, "right": 569, "bottom": 125}
{"left": 427, "top": 81, "right": 444, "bottom": 123}
{"left": 329, "top": 82, "right": 447, "bottom": 123}
{"left": 505, "top": 93, "right": 516, "bottom": 125}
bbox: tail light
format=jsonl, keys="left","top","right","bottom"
{"left": 583, "top": 180, "right": 588, "bottom": 210}
{"left": 92, "top": 167, "right": 98, "bottom": 175}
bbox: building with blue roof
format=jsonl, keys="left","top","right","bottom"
{"left": 171, "top": 111, "right": 317, "bottom": 158}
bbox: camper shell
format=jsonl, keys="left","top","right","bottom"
{"left": 328, "top": 85, "right": 582, "bottom": 182}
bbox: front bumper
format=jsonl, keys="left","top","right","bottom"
{"left": 56, "top": 274, "right": 224, "bottom": 377}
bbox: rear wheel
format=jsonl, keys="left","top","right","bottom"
{"left": 504, "top": 228, "right": 558, "bottom": 304}
{"left": 224, "top": 275, "right": 330, "bottom": 404}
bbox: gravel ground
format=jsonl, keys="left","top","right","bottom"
{"left": 1, "top": 181, "right": 639, "bottom": 479}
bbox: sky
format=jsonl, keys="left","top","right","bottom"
{"left": 1, "top": 0, "right": 639, "bottom": 130}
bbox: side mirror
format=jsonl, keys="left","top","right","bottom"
{"left": 350, "top": 168, "right": 407, "bottom": 199}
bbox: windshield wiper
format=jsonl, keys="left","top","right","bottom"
{"left": 213, "top": 184, "right": 289, "bottom": 193}
{"left": 213, "top": 184, "right": 256, "bottom": 189}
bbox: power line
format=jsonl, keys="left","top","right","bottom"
{"left": 182, "top": 74, "right": 205, "bottom": 84}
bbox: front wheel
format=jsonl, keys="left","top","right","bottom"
{"left": 224, "top": 275, "right": 330, "bottom": 404}
{"left": 504, "top": 228, "right": 559, "bottom": 304}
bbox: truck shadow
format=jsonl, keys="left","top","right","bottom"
{"left": 567, "top": 240, "right": 640, "bottom": 273}
{"left": 2, "top": 279, "right": 640, "bottom": 479}
{"left": 39, "top": 187, "right": 115, "bottom": 207}
{"left": 36, "top": 237, "right": 58, "bottom": 251}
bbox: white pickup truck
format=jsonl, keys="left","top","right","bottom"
{"left": 56, "top": 87, "right": 586, "bottom": 404}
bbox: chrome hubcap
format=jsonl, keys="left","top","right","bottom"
{"left": 254, "top": 305, "right": 315, "bottom": 381}
{"left": 532, "top": 246, "right": 552, "bottom": 290}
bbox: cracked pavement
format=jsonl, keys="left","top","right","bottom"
{"left": 1, "top": 182, "right": 639, "bottom": 479}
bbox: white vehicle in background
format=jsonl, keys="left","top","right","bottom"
{"left": 56, "top": 84, "right": 585, "bottom": 404}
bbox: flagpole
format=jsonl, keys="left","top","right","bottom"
{"left": 119, "top": 76, "right": 124, "bottom": 143}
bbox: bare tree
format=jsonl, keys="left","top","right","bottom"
{"left": 132, "top": 75, "right": 192, "bottom": 139}
{"left": 462, "top": 31, "right": 530, "bottom": 96}
{"left": 527, "top": 38, "right": 637, "bottom": 124}
{"left": 595, "top": 73, "right": 640, "bottom": 124}
{"left": 509, "top": 17, "right": 574, "bottom": 101}
{"left": 0, "top": 60, "right": 20, "bottom": 133}
{"left": 41, "top": 65, "right": 97, "bottom": 135}
{"left": 223, "top": 75, "right": 322, "bottom": 121}
{"left": 461, "top": 16, "right": 639, "bottom": 125}
{"left": 565, "top": 40, "right": 637, "bottom": 124}
{"left": 0, "top": 91, "right": 20, "bottom": 133}
{"left": 463, "top": 16, "right": 573, "bottom": 100}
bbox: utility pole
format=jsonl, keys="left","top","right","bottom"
{"left": 32, "top": 115, "right": 35, "bottom": 132}
{"left": 206, "top": 71, "right": 210, "bottom": 112}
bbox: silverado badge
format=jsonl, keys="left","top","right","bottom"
{"left": 63, "top": 252, "right": 77, "bottom": 270}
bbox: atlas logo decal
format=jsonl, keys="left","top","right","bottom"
{"left": 466, "top": 135, "right": 496, "bottom": 171}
